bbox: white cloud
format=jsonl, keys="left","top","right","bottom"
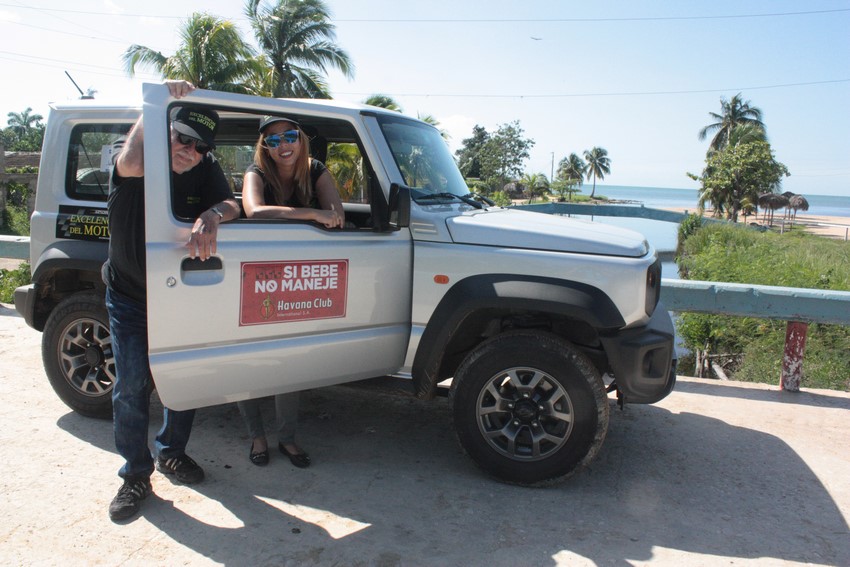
{"left": 0, "top": 10, "right": 22, "bottom": 23}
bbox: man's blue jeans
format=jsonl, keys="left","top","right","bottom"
{"left": 106, "top": 288, "right": 196, "bottom": 480}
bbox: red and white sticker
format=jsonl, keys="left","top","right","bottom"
{"left": 240, "top": 260, "right": 348, "bottom": 326}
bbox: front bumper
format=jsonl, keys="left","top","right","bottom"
{"left": 599, "top": 302, "right": 676, "bottom": 404}
{"left": 14, "top": 284, "right": 37, "bottom": 330}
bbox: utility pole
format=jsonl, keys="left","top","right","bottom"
{"left": 550, "top": 152, "right": 554, "bottom": 182}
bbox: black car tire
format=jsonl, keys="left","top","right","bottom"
{"left": 451, "top": 330, "right": 609, "bottom": 486}
{"left": 42, "top": 293, "right": 114, "bottom": 419}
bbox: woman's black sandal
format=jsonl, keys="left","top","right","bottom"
{"left": 279, "top": 443, "right": 311, "bottom": 468}
{"left": 249, "top": 443, "right": 269, "bottom": 466}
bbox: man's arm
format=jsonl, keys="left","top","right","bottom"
{"left": 114, "top": 80, "right": 197, "bottom": 179}
{"left": 114, "top": 119, "right": 145, "bottom": 179}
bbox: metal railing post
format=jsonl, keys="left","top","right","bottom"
{"left": 780, "top": 321, "right": 808, "bottom": 392}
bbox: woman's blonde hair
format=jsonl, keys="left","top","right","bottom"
{"left": 253, "top": 124, "right": 313, "bottom": 206}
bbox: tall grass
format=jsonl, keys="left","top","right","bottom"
{"left": 676, "top": 222, "right": 850, "bottom": 391}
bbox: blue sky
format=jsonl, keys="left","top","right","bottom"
{"left": 1, "top": 0, "right": 848, "bottom": 196}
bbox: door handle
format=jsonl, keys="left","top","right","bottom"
{"left": 181, "top": 256, "right": 222, "bottom": 271}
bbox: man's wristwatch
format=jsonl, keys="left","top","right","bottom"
{"left": 210, "top": 206, "right": 224, "bottom": 221}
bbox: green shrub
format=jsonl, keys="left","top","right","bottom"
{"left": 4, "top": 166, "right": 38, "bottom": 175}
{"left": 676, "top": 224, "right": 850, "bottom": 390}
{"left": 1, "top": 204, "right": 30, "bottom": 236}
{"left": 4, "top": 180, "right": 32, "bottom": 208}
{"left": 676, "top": 213, "right": 704, "bottom": 264}
{"left": 0, "top": 262, "right": 30, "bottom": 303}
{"left": 2, "top": 180, "right": 32, "bottom": 235}
{"left": 491, "top": 190, "right": 512, "bottom": 207}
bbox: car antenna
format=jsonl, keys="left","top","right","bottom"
{"left": 65, "top": 71, "right": 94, "bottom": 100}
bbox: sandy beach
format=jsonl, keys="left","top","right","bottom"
{"left": 661, "top": 207, "right": 850, "bottom": 241}
{"left": 779, "top": 213, "right": 850, "bottom": 240}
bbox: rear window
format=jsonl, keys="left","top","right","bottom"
{"left": 65, "top": 123, "right": 133, "bottom": 202}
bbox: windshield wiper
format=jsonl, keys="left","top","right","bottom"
{"left": 417, "top": 192, "right": 485, "bottom": 209}
{"left": 464, "top": 192, "right": 496, "bottom": 207}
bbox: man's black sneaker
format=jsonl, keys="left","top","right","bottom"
{"left": 109, "top": 478, "right": 152, "bottom": 521}
{"left": 155, "top": 454, "right": 205, "bottom": 484}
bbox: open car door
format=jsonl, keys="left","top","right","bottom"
{"left": 142, "top": 84, "right": 412, "bottom": 410}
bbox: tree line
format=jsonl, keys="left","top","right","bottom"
{"left": 452, "top": 92, "right": 791, "bottom": 212}
{"left": 453, "top": 122, "right": 612, "bottom": 206}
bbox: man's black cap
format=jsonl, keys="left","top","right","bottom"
{"left": 172, "top": 106, "right": 219, "bottom": 149}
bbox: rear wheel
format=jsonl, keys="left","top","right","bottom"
{"left": 451, "top": 330, "right": 609, "bottom": 485}
{"left": 42, "top": 293, "right": 114, "bottom": 419}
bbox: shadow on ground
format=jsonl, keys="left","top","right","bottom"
{"left": 55, "top": 382, "right": 850, "bottom": 566}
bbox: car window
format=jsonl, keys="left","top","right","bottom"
{"left": 209, "top": 143, "right": 254, "bottom": 196}
{"left": 377, "top": 114, "right": 468, "bottom": 200}
{"left": 176, "top": 109, "right": 378, "bottom": 228}
{"left": 66, "top": 123, "right": 133, "bottom": 202}
{"left": 325, "top": 141, "right": 369, "bottom": 204}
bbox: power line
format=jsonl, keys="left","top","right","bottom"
{"left": 2, "top": 47, "right": 846, "bottom": 98}
{"left": 337, "top": 8, "right": 850, "bottom": 22}
{"left": 0, "top": 51, "right": 160, "bottom": 80}
{"left": 14, "top": 0, "right": 132, "bottom": 45}
{"left": 0, "top": 50, "right": 130, "bottom": 73}
{"left": 6, "top": 20, "right": 144, "bottom": 45}
{"left": 0, "top": 3, "right": 847, "bottom": 22}
{"left": 334, "top": 79, "right": 850, "bottom": 100}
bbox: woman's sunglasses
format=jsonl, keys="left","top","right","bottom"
{"left": 175, "top": 133, "right": 212, "bottom": 155}
{"left": 264, "top": 130, "right": 300, "bottom": 148}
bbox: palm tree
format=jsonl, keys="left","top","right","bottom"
{"left": 245, "top": 0, "right": 354, "bottom": 98}
{"left": 6, "top": 108, "right": 43, "bottom": 137}
{"left": 520, "top": 172, "right": 549, "bottom": 204}
{"left": 557, "top": 153, "right": 585, "bottom": 194}
{"left": 696, "top": 181, "right": 727, "bottom": 218}
{"left": 583, "top": 147, "right": 610, "bottom": 199}
{"left": 417, "top": 112, "right": 450, "bottom": 141}
{"left": 693, "top": 123, "right": 771, "bottom": 219}
{"left": 363, "top": 94, "right": 403, "bottom": 112}
{"left": 555, "top": 153, "right": 585, "bottom": 201}
{"left": 326, "top": 143, "right": 365, "bottom": 202}
{"left": 725, "top": 122, "right": 767, "bottom": 149}
{"left": 698, "top": 93, "right": 765, "bottom": 152}
{"left": 123, "top": 13, "right": 257, "bottom": 93}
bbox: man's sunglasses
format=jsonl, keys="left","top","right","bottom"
{"left": 175, "top": 133, "right": 212, "bottom": 155}
{"left": 264, "top": 130, "right": 300, "bottom": 148}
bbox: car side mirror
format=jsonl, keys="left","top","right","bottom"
{"left": 389, "top": 183, "right": 411, "bottom": 229}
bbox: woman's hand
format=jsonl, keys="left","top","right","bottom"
{"left": 314, "top": 206, "right": 344, "bottom": 229}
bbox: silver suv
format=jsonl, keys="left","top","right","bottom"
{"left": 16, "top": 84, "right": 675, "bottom": 484}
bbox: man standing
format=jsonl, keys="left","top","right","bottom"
{"left": 104, "top": 80, "right": 240, "bottom": 521}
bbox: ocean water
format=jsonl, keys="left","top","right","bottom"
{"left": 569, "top": 185, "right": 850, "bottom": 247}
{"left": 594, "top": 185, "right": 850, "bottom": 218}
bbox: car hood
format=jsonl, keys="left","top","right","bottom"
{"left": 445, "top": 208, "right": 649, "bottom": 257}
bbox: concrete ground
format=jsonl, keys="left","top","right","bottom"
{"left": 0, "top": 300, "right": 848, "bottom": 566}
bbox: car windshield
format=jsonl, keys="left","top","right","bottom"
{"left": 377, "top": 114, "right": 469, "bottom": 203}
